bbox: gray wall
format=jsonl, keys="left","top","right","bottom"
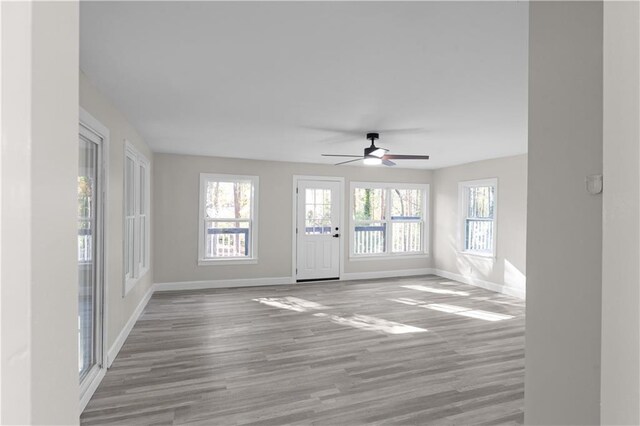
{"left": 601, "top": 2, "right": 640, "bottom": 423}
{"left": 80, "top": 73, "right": 155, "bottom": 351}
{"left": 1, "top": 1, "right": 80, "bottom": 423}
{"left": 433, "top": 154, "right": 527, "bottom": 298}
{"left": 525, "top": 2, "right": 603, "bottom": 424}
{"left": 153, "top": 153, "right": 433, "bottom": 284}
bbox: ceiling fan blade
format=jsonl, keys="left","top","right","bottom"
{"left": 383, "top": 154, "right": 430, "bottom": 160}
{"left": 382, "top": 159, "right": 396, "bottom": 166}
{"left": 321, "top": 154, "right": 362, "bottom": 158}
{"left": 335, "top": 158, "right": 363, "bottom": 166}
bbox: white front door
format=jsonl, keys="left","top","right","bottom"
{"left": 296, "top": 179, "right": 341, "bottom": 281}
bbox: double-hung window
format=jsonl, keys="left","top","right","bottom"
{"left": 124, "top": 142, "right": 150, "bottom": 294}
{"left": 351, "top": 183, "right": 429, "bottom": 257}
{"left": 198, "top": 173, "right": 258, "bottom": 265}
{"left": 459, "top": 178, "right": 497, "bottom": 256}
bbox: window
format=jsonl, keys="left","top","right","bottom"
{"left": 198, "top": 173, "right": 258, "bottom": 264}
{"left": 124, "top": 142, "right": 150, "bottom": 294}
{"left": 459, "top": 178, "right": 497, "bottom": 256}
{"left": 351, "top": 183, "right": 429, "bottom": 257}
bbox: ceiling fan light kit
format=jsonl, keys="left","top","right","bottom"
{"left": 363, "top": 157, "right": 383, "bottom": 165}
{"left": 321, "top": 132, "right": 430, "bottom": 167}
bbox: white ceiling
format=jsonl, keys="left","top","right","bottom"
{"left": 80, "top": 1, "right": 528, "bottom": 169}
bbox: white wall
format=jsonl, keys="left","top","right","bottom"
{"left": 1, "top": 1, "right": 80, "bottom": 424}
{"left": 432, "top": 154, "right": 527, "bottom": 299}
{"left": 525, "top": 2, "right": 603, "bottom": 424}
{"left": 79, "top": 73, "right": 154, "bottom": 352}
{"left": 153, "top": 153, "right": 433, "bottom": 285}
{"left": 601, "top": 2, "right": 640, "bottom": 424}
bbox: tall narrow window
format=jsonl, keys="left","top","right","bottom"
{"left": 351, "top": 183, "right": 429, "bottom": 257}
{"left": 124, "top": 142, "right": 150, "bottom": 294}
{"left": 198, "top": 174, "right": 258, "bottom": 264}
{"left": 459, "top": 178, "right": 497, "bottom": 256}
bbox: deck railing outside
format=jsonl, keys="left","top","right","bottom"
{"left": 465, "top": 218, "right": 494, "bottom": 253}
{"left": 206, "top": 228, "right": 249, "bottom": 257}
{"left": 354, "top": 224, "right": 386, "bottom": 254}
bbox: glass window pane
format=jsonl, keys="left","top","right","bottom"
{"left": 304, "top": 187, "right": 332, "bottom": 235}
{"left": 205, "top": 221, "right": 250, "bottom": 258}
{"left": 467, "top": 186, "right": 495, "bottom": 219}
{"left": 206, "top": 181, "right": 251, "bottom": 219}
{"left": 139, "top": 165, "right": 146, "bottom": 214}
{"left": 391, "top": 222, "right": 422, "bottom": 253}
{"left": 353, "top": 188, "right": 385, "bottom": 221}
{"left": 391, "top": 189, "right": 422, "bottom": 219}
{"left": 353, "top": 221, "right": 386, "bottom": 254}
{"left": 125, "top": 156, "right": 135, "bottom": 216}
{"left": 465, "top": 219, "right": 494, "bottom": 253}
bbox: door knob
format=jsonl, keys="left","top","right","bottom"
{"left": 332, "top": 233, "right": 340, "bottom": 238}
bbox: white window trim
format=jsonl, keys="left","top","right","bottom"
{"left": 79, "top": 107, "right": 110, "bottom": 412}
{"left": 198, "top": 173, "right": 259, "bottom": 265}
{"left": 458, "top": 178, "right": 498, "bottom": 258}
{"left": 123, "top": 141, "right": 150, "bottom": 295}
{"left": 349, "top": 182, "right": 430, "bottom": 259}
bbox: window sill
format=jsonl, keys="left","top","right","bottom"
{"left": 459, "top": 251, "right": 496, "bottom": 259}
{"left": 349, "top": 253, "right": 429, "bottom": 262}
{"left": 198, "top": 258, "right": 258, "bottom": 266}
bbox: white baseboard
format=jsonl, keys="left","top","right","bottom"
{"left": 341, "top": 268, "right": 435, "bottom": 282}
{"left": 154, "top": 276, "right": 294, "bottom": 292}
{"left": 106, "top": 284, "right": 154, "bottom": 367}
{"left": 432, "top": 268, "right": 526, "bottom": 299}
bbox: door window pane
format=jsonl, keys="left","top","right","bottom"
{"left": 305, "top": 188, "right": 332, "bottom": 235}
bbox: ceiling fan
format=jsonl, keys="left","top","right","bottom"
{"left": 321, "top": 132, "right": 430, "bottom": 166}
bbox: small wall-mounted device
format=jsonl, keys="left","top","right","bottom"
{"left": 586, "top": 174, "right": 603, "bottom": 195}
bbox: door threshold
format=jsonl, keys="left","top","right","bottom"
{"left": 296, "top": 277, "right": 340, "bottom": 283}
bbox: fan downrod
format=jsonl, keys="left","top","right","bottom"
{"left": 366, "top": 132, "right": 379, "bottom": 142}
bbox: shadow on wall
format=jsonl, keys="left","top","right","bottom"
{"left": 446, "top": 234, "right": 526, "bottom": 293}
{"left": 448, "top": 234, "right": 496, "bottom": 277}
{"left": 504, "top": 259, "right": 526, "bottom": 291}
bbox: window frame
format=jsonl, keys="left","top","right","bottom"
{"left": 123, "top": 141, "right": 150, "bottom": 295}
{"left": 349, "top": 182, "right": 429, "bottom": 259}
{"left": 458, "top": 178, "right": 498, "bottom": 258}
{"left": 198, "top": 173, "right": 259, "bottom": 266}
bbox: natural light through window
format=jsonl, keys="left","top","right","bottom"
{"left": 351, "top": 183, "right": 428, "bottom": 257}
{"left": 459, "top": 178, "right": 497, "bottom": 256}
{"left": 198, "top": 174, "right": 258, "bottom": 264}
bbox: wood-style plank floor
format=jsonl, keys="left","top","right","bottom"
{"left": 81, "top": 275, "right": 525, "bottom": 425}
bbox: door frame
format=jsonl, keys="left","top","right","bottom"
{"left": 79, "top": 107, "right": 109, "bottom": 412}
{"left": 291, "top": 175, "right": 345, "bottom": 282}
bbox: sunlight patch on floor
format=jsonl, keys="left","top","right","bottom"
{"left": 389, "top": 299, "right": 514, "bottom": 322}
{"left": 252, "top": 296, "right": 329, "bottom": 312}
{"left": 402, "top": 284, "right": 470, "bottom": 296}
{"left": 253, "top": 296, "right": 426, "bottom": 335}
{"left": 315, "top": 313, "right": 427, "bottom": 334}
